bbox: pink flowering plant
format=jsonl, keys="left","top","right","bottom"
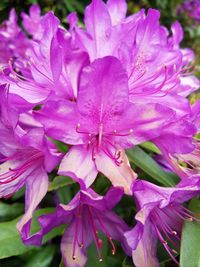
{"left": 0, "top": 1, "right": 200, "bottom": 266}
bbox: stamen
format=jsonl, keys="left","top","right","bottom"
{"left": 109, "top": 129, "right": 134, "bottom": 137}
{"left": 87, "top": 207, "right": 103, "bottom": 261}
{"left": 72, "top": 208, "right": 80, "bottom": 260}
{"left": 93, "top": 209, "right": 116, "bottom": 255}
{"left": 76, "top": 123, "right": 94, "bottom": 135}
{"left": 98, "top": 123, "right": 103, "bottom": 148}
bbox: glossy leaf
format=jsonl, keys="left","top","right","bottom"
{"left": 25, "top": 245, "right": 57, "bottom": 267}
{"left": 140, "top": 141, "right": 161, "bottom": 154}
{"left": 180, "top": 198, "right": 200, "bottom": 267}
{"left": 127, "top": 146, "right": 179, "bottom": 187}
{"left": 0, "top": 202, "right": 24, "bottom": 222}
{"left": 0, "top": 208, "right": 64, "bottom": 259}
{"left": 48, "top": 176, "right": 74, "bottom": 191}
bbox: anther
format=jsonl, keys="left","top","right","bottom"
{"left": 99, "top": 258, "right": 103, "bottom": 262}
{"left": 129, "top": 129, "right": 133, "bottom": 133}
{"left": 72, "top": 256, "right": 76, "bottom": 260}
{"left": 186, "top": 217, "right": 193, "bottom": 222}
{"left": 172, "top": 231, "right": 177, "bottom": 235}
{"left": 162, "top": 241, "right": 168, "bottom": 245}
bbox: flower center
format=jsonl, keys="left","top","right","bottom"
{"left": 76, "top": 122, "right": 133, "bottom": 163}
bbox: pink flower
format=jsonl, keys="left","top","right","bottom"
{"left": 35, "top": 56, "right": 174, "bottom": 194}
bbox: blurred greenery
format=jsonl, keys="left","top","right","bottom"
{"left": 0, "top": 0, "right": 200, "bottom": 266}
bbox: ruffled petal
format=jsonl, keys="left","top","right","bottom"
{"left": 61, "top": 221, "right": 92, "bottom": 267}
{"left": 132, "top": 221, "right": 159, "bottom": 267}
{"left": 95, "top": 149, "right": 136, "bottom": 195}
{"left": 35, "top": 100, "right": 83, "bottom": 145}
{"left": 17, "top": 167, "right": 48, "bottom": 238}
{"left": 107, "top": 0, "right": 127, "bottom": 25}
{"left": 58, "top": 145, "right": 98, "bottom": 188}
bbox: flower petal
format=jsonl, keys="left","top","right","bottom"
{"left": 58, "top": 145, "right": 98, "bottom": 188}
{"left": 17, "top": 167, "right": 48, "bottom": 238}
{"left": 78, "top": 56, "right": 129, "bottom": 124}
{"left": 35, "top": 100, "right": 83, "bottom": 145}
{"left": 95, "top": 149, "right": 136, "bottom": 195}
{"left": 132, "top": 221, "right": 159, "bottom": 267}
{"left": 61, "top": 221, "right": 92, "bottom": 267}
{"left": 107, "top": 0, "right": 127, "bottom": 25}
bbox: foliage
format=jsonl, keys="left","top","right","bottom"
{"left": 0, "top": 0, "right": 200, "bottom": 266}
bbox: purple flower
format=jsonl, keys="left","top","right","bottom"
{"left": 20, "top": 187, "right": 131, "bottom": 267}
{"left": 2, "top": 11, "right": 89, "bottom": 104}
{"left": 0, "top": 9, "right": 29, "bottom": 69}
{"left": 68, "top": 0, "right": 199, "bottom": 98}
{"left": 125, "top": 180, "right": 200, "bottom": 267}
{"left": 168, "top": 21, "right": 200, "bottom": 97}
{"left": 21, "top": 4, "right": 43, "bottom": 39}
{"left": 178, "top": 0, "right": 200, "bottom": 22}
{"left": 35, "top": 56, "right": 174, "bottom": 194}
{"left": 0, "top": 85, "right": 61, "bottom": 235}
{"left": 154, "top": 101, "right": 200, "bottom": 180}
{"left": 67, "top": 1, "right": 199, "bottom": 141}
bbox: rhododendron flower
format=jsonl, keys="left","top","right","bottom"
{"left": 0, "top": 85, "right": 61, "bottom": 236}
{"left": 21, "top": 4, "right": 43, "bottom": 38}
{"left": 125, "top": 180, "right": 200, "bottom": 267}
{"left": 0, "top": 9, "right": 28, "bottom": 69}
{"left": 0, "top": 1, "right": 199, "bottom": 266}
{"left": 2, "top": 11, "right": 89, "bottom": 104}
{"left": 178, "top": 0, "right": 200, "bottom": 22}
{"left": 67, "top": 1, "right": 199, "bottom": 148}
{"left": 68, "top": 0, "right": 199, "bottom": 98}
{"left": 20, "top": 187, "right": 131, "bottom": 267}
{"left": 154, "top": 100, "right": 200, "bottom": 179}
{"left": 36, "top": 56, "right": 174, "bottom": 194}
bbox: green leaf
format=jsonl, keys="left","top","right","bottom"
{"left": 0, "top": 208, "right": 64, "bottom": 259}
{"left": 126, "top": 146, "right": 179, "bottom": 187}
{"left": 0, "top": 202, "right": 24, "bottom": 222}
{"left": 180, "top": 198, "right": 200, "bottom": 267}
{"left": 48, "top": 176, "right": 75, "bottom": 191}
{"left": 140, "top": 141, "right": 161, "bottom": 154}
{"left": 180, "top": 220, "right": 200, "bottom": 267}
{"left": 24, "top": 245, "right": 56, "bottom": 267}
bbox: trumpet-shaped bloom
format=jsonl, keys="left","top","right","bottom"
{"left": 125, "top": 180, "right": 200, "bottom": 267}
{"left": 0, "top": 85, "right": 61, "bottom": 237}
{"left": 68, "top": 0, "right": 199, "bottom": 99}
{"left": 2, "top": 11, "right": 89, "bottom": 104}
{"left": 20, "top": 187, "right": 131, "bottom": 267}
{"left": 36, "top": 56, "right": 175, "bottom": 194}
{"left": 154, "top": 100, "right": 200, "bottom": 179}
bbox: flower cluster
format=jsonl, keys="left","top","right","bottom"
{"left": 0, "top": 1, "right": 200, "bottom": 266}
{"left": 178, "top": 0, "right": 200, "bottom": 23}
